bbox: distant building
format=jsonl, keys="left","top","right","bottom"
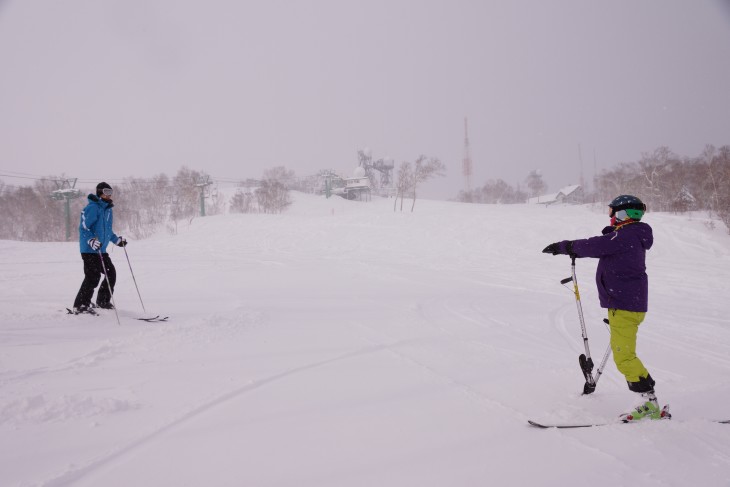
{"left": 527, "top": 185, "right": 584, "bottom": 205}
{"left": 320, "top": 167, "right": 371, "bottom": 201}
{"left": 343, "top": 166, "right": 371, "bottom": 201}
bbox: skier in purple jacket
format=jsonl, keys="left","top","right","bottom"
{"left": 543, "top": 195, "right": 666, "bottom": 422}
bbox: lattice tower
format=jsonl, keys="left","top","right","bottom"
{"left": 462, "top": 117, "right": 473, "bottom": 193}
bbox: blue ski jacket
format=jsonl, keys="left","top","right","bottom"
{"left": 78, "top": 194, "right": 120, "bottom": 253}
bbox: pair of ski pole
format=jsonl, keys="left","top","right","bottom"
{"left": 560, "top": 255, "right": 612, "bottom": 395}
{"left": 97, "top": 246, "right": 146, "bottom": 326}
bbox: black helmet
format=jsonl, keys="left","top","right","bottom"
{"left": 96, "top": 182, "right": 113, "bottom": 197}
{"left": 609, "top": 194, "right": 645, "bottom": 220}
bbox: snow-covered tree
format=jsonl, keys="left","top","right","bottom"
{"left": 410, "top": 156, "right": 445, "bottom": 212}
{"left": 394, "top": 161, "right": 413, "bottom": 212}
{"left": 525, "top": 170, "right": 547, "bottom": 198}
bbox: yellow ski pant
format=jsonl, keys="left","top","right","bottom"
{"left": 608, "top": 309, "right": 650, "bottom": 383}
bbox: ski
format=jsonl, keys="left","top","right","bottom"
{"left": 137, "top": 316, "right": 169, "bottom": 322}
{"left": 66, "top": 308, "right": 167, "bottom": 322}
{"left": 66, "top": 308, "right": 98, "bottom": 316}
{"left": 529, "top": 418, "right": 730, "bottom": 429}
{"left": 530, "top": 404, "right": 671, "bottom": 428}
{"left": 529, "top": 420, "right": 614, "bottom": 429}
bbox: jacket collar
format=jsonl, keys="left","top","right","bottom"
{"left": 88, "top": 194, "right": 114, "bottom": 209}
{"left": 613, "top": 219, "right": 638, "bottom": 230}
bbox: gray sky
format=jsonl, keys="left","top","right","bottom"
{"left": 1, "top": 0, "right": 729, "bottom": 199}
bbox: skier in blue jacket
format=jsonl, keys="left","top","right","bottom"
{"left": 72, "top": 182, "right": 127, "bottom": 314}
{"left": 543, "top": 195, "right": 666, "bottom": 422}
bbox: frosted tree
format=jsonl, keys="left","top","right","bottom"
{"left": 394, "top": 161, "right": 413, "bottom": 212}
{"left": 230, "top": 190, "right": 256, "bottom": 213}
{"left": 410, "top": 156, "right": 445, "bottom": 212}
{"left": 256, "top": 166, "right": 294, "bottom": 213}
{"left": 525, "top": 170, "right": 547, "bottom": 198}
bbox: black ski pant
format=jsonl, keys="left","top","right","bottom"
{"left": 73, "top": 252, "right": 116, "bottom": 309}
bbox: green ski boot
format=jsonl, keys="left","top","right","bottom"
{"left": 619, "top": 392, "right": 664, "bottom": 422}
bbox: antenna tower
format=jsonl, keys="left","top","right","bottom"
{"left": 462, "top": 117, "right": 473, "bottom": 193}
{"left": 578, "top": 144, "right": 585, "bottom": 190}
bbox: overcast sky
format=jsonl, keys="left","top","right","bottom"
{"left": 1, "top": 0, "right": 729, "bottom": 199}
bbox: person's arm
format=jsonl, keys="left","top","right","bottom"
{"left": 544, "top": 228, "right": 629, "bottom": 258}
{"left": 569, "top": 230, "right": 631, "bottom": 258}
{"left": 79, "top": 205, "right": 98, "bottom": 244}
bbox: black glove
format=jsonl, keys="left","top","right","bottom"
{"left": 88, "top": 237, "right": 101, "bottom": 251}
{"left": 116, "top": 236, "right": 127, "bottom": 247}
{"left": 542, "top": 242, "right": 562, "bottom": 255}
{"left": 543, "top": 241, "right": 576, "bottom": 257}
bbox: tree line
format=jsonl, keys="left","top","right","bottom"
{"left": 455, "top": 170, "right": 549, "bottom": 204}
{"left": 455, "top": 145, "right": 730, "bottom": 233}
{"left": 593, "top": 146, "right": 730, "bottom": 229}
{"left": 0, "top": 166, "right": 293, "bottom": 242}
{"left": 2, "top": 144, "right": 728, "bottom": 242}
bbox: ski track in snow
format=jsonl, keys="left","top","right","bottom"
{"left": 2, "top": 195, "right": 730, "bottom": 487}
{"left": 39, "top": 342, "right": 394, "bottom": 486}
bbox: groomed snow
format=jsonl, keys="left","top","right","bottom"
{"left": 1, "top": 193, "right": 729, "bottom": 487}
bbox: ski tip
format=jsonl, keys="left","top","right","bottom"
{"left": 528, "top": 419, "right": 611, "bottom": 429}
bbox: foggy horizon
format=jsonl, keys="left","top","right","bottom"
{"left": 1, "top": 0, "right": 729, "bottom": 199}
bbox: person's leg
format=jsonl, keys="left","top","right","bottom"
{"left": 73, "top": 253, "right": 102, "bottom": 309}
{"left": 96, "top": 254, "right": 116, "bottom": 308}
{"left": 609, "top": 308, "right": 650, "bottom": 384}
{"left": 610, "top": 309, "right": 662, "bottom": 420}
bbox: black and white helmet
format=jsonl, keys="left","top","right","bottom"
{"left": 609, "top": 194, "right": 646, "bottom": 221}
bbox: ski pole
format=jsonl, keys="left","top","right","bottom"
{"left": 560, "top": 255, "right": 596, "bottom": 394}
{"left": 123, "top": 246, "right": 146, "bottom": 314}
{"left": 590, "top": 318, "right": 614, "bottom": 388}
{"left": 98, "top": 250, "right": 121, "bottom": 326}
{"left": 592, "top": 341, "right": 612, "bottom": 388}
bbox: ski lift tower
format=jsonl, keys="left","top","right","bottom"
{"left": 195, "top": 176, "right": 213, "bottom": 216}
{"left": 357, "top": 149, "right": 394, "bottom": 194}
{"left": 49, "top": 178, "right": 83, "bottom": 240}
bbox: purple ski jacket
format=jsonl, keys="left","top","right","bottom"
{"left": 559, "top": 221, "right": 653, "bottom": 312}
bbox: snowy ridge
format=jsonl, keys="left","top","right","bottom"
{"left": 1, "top": 193, "right": 730, "bottom": 487}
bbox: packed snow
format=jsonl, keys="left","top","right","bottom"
{"left": 1, "top": 193, "right": 729, "bottom": 487}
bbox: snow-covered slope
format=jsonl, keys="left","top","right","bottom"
{"left": 2, "top": 193, "right": 729, "bottom": 487}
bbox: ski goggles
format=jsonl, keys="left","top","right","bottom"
{"left": 101, "top": 188, "right": 113, "bottom": 196}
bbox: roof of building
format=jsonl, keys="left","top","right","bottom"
{"left": 558, "top": 184, "right": 581, "bottom": 197}
{"left": 527, "top": 185, "right": 582, "bottom": 204}
{"left": 527, "top": 192, "right": 561, "bottom": 204}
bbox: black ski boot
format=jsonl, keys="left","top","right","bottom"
{"left": 70, "top": 305, "right": 98, "bottom": 315}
